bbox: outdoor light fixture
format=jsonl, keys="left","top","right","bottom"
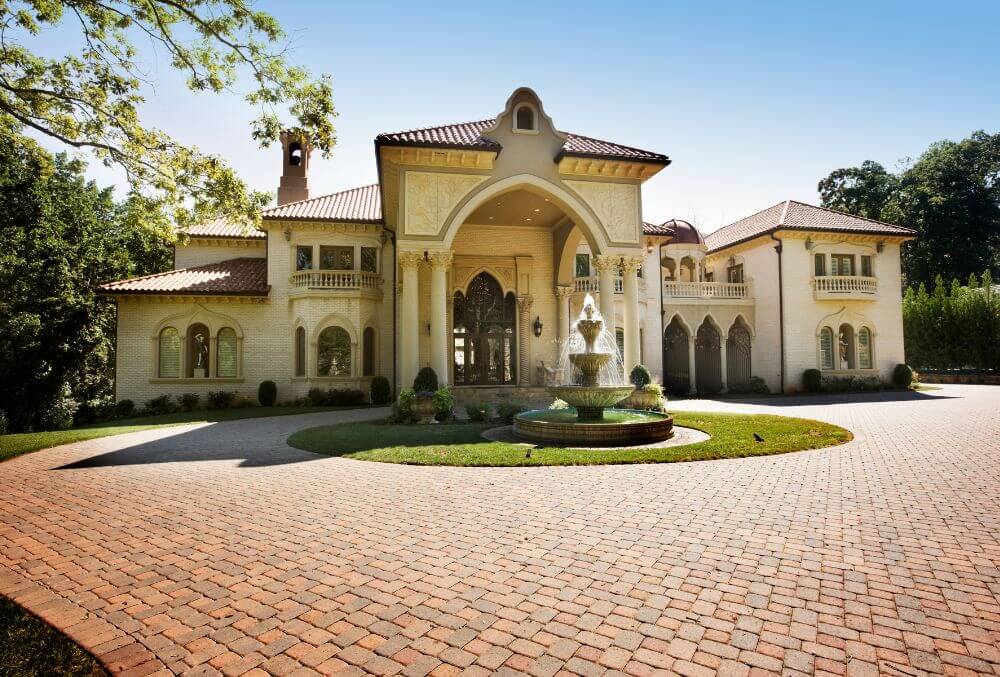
{"left": 646, "top": 241, "right": 655, "bottom": 253}
{"left": 805, "top": 237, "right": 814, "bottom": 250}
{"left": 533, "top": 316, "right": 543, "bottom": 337}
{"left": 877, "top": 241, "right": 885, "bottom": 253}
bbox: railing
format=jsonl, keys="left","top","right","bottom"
{"left": 573, "top": 276, "right": 645, "bottom": 294}
{"left": 814, "top": 275, "right": 878, "bottom": 296}
{"left": 662, "top": 281, "right": 750, "bottom": 299}
{"left": 290, "top": 270, "right": 381, "bottom": 290}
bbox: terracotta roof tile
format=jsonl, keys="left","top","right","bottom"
{"left": 642, "top": 221, "right": 675, "bottom": 236}
{"left": 99, "top": 258, "right": 269, "bottom": 296}
{"left": 705, "top": 200, "right": 916, "bottom": 252}
{"left": 376, "top": 119, "right": 669, "bottom": 164}
{"left": 183, "top": 218, "right": 265, "bottom": 239}
{"left": 262, "top": 184, "right": 382, "bottom": 222}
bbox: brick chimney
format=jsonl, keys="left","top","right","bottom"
{"left": 277, "top": 131, "right": 311, "bottom": 205}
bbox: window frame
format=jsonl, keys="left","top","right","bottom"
{"left": 360, "top": 246, "right": 378, "bottom": 274}
{"left": 316, "top": 325, "right": 352, "bottom": 377}
{"left": 814, "top": 253, "right": 827, "bottom": 276}
{"left": 575, "top": 253, "right": 591, "bottom": 278}
{"left": 295, "top": 245, "right": 313, "bottom": 271}
{"left": 819, "top": 326, "right": 834, "bottom": 370}
{"left": 512, "top": 103, "right": 539, "bottom": 133}
{"left": 727, "top": 264, "right": 744, "bottom": 284}
{"left": 294, "top": 326, "right": 306, "bottom": 377}
{"left": 158, "top": 326, "right": 181, "bottom": 378}
{"left": 860, "top": 255, "right": 873, "bottom": 278}
{"left": 858, "top": 326, "right": 873, "bottom": 369}
{"left": 319, "top": 245, "right": 354, "bottom": 271}
{"left": 216, "top": 327, "right": 238, "bottom": 378}
{"left": 831, "top": 254, "right": 855, "bottom": 277}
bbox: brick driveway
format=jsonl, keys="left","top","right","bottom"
{"left": 1, "top": 385, "right": 998, "bottom": 677}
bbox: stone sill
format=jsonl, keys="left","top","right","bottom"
{"left": 149, "top": 378, "right": 245, "bottom": 384}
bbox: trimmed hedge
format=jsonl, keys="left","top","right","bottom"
{"left": 258, "top": 381, "right": 277, "bottom": 407}
{"left": 370, "top": 376, "right": 392, "bottom": 405}
{"left": 413, "top": 367, "right": 438, "bottom": 394}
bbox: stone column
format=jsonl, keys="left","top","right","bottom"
{"left": 428, "top": 250, "right": 453, "bottom": 386}
{"left": 688, "top": 335, "right": 697, "bottom": 394}
{"left": 593, "top": 255, "right": 619, "bottom": 336}
{"left": 398, "top": 251, "right": 423, "bottom": 391}
{"left": 555, "top": 285, "right": 573, "bottom": 346}
{"left": 517, "top": 295, "right": 534, "bottom": 386}
{"left": 719, "top": 331, "right": 728, "bottom": 393}
{"left": 621, "top": 255, "right": 644, "bottom": 373}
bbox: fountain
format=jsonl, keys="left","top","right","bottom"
{"left": 513, "top": 296, "right": 674, "bottom": 446}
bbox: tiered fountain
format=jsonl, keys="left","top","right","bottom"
{"left": 513, "top": 297, "right": 674, "bottom": 446}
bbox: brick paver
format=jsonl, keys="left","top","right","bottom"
{"left": 1, "top": 385, "right": 998, "bottom": 676}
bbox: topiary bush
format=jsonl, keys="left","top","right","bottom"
{"left": 892, "top": 363, "right": 914, "bottom": 388}
{"left": 179, "top": 393, "right": 200, "bottom": 411}
{"left": 749, "top": 376, "right": 769, "bottom": 394}
{"left": 465, "top": 403, "right": 489, "bottom": 422}
{"left": 370, "top": 376, "right": 392, "bottom": 405}
{"left": 114, "top": 399, "right": 135, "bottom": 418}
{"left": 495, "top": 402, "right": 527, "bottom": 425}
{"left": 413, "top": 367, "right": 438, "bottom": 394}
{"left": 432, "top": 387, "right": 454, "bottom": 421}
{"left": 629, "top": 364, "right": 652, "bottom": 389}
{"left": 207, "top": 390, "right": 236, "bottom": 409}
{"left": 258, "top": 381, "right": 277, "bottom": 407}
{"left": 803, "top": 369, "right": 822, "bottom": 393}
{"left": 393, "top": 389, "right": 415, "bottom": 423}
{"left": 145, "top": 394, "right": 174, "bottom": 415}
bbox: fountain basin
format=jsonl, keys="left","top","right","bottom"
{"left": 513, "top": 409, "right": 674, "bottom": 447}
{"left": 547, "top": 384, "right": 635, "bottom": 421}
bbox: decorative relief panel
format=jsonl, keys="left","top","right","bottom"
{"left": 565, "top": 180, "right": 640, "bottom": 244}
{"left": 452, "top": 255, "right": 516, "bottom": 294}
{"left": 404, "top": 171, "right": 487, "bottom": 236}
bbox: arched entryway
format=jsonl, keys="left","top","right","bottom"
{"left": 695, "top": 318, "right": 722, "bottom": 394}
{"left": 726, "top": 319, "right": 752, "bottom": 390}
{"left": 453, "top": 272, "right": 517, "bottom": 385}
{"left": 662, "top": 317, "right": 690, "bottom": 395}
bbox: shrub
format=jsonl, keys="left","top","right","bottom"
{"left": 370, "top": 376, "right": 392, "bottom": 405}
{"left": 495, "top": 402, "right": 527, "bottom": 425}
{"left": 145, "top": 394, "right": 174, "bottom": 415}
{"left": 629, "top": 364, "right": 652, "bottom": 389}
{"left": 749, "top": 376, "right": 769, "bottom": 394}
{"left": 0, "top": 410, "right": 8, "bottom": 436}
{"left": 465, "top": 403, "right": 489, "bottom": 421}
{"left": 38, "top": 394, "right": 77, "bottom": 431}
{"left": 327, "top": 388, "right": 365, "bottom": 406}
{"left": 207, "top": 390, "right": 237, "bottom": 409}
{"left": 73, "top": 398, "right": 113, "bottom": 425}
{"left": 413, "top": 367, "right": 438, "bottom": 394}
{"left": 819, "top": 374, "right": 883, "bottom": 393}
{"left": 549, "top": 399, "right": 570, "bottom": 410}
{"left": 114, "top": 399, "right": 135, "bottom": 418}
{"left": 892, "top": 363, "right": 914, "bottom": 388}
{"left": 393, "top": 389, "right": 416, "bottom": 423}
{"left": 307, "top": 387, "right": 327, "bottom": 406}
{"left": 432, "top": 387, "right": 454, "bottom": 421}
{"left": 803, "top": 369, "right": 822, "bottom": 393}
{"left": 258, "top": 381, "right": 277, "bottom": 407}
{"left": 179, "top": 393, "right": 201, "bottom": 411}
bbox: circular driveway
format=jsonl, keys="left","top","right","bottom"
{"left": 1, "top": 386, "right": 998, "bottom": 676}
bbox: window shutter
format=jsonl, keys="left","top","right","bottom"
{"left": 814, "top": 254, "right": 825, "bottom": 276}
{"left": 858, "top": 328, "right": 872, "bottom": 369}
{"left": 217, "top": 328, "right": 237, "bottom": 377}
{"left": 820, "top": 328, "right": 833, "bottom": 370}
{"left": 159, "top": 328, "right": 180, "bottom": 378}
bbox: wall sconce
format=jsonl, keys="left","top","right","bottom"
{"left": 646, "top": 241, "right": 655, "bottom": 254}
{"left": 283, "top": 227, "right": 292, "bottom": 242}
{"left": 805, "top": 237, "right": 813, "bottom": 250}
{"left": 532, "top": 316, "right": 543, "bottom": 337}
{"left": 876, "top": 241, "right": 885, "bottom": 253}
{"left": 426, "top": 323, "right": 431, "bottom": 335}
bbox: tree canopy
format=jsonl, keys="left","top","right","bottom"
{"left": 0, "top": 0, "right": 337, "bottom": 235}
{"left": 818, "top": 131, "right": 1000, "bottom": 287}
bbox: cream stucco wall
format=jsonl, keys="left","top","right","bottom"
{"left": 174, "top": 239, "right": 265, "bottom": 269}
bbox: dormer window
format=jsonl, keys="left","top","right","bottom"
{"left": 513, "top": 103, "right": 537, "bottom": 133}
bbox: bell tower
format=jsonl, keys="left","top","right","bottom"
{"left": 277, "top": 131, "right": 311, "bottom": 205}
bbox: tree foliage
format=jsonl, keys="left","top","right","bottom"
{"left": 0, "top": 0, "right": 337, "bottom": 235}
{"left": 818, "top": 131, "right": 1000, "bottom": 287}
{"left": 0, "top": 140, "right": 170, "bottom": 431}
{"left": 902, "top": 272, "right": 999, "bottom": 372}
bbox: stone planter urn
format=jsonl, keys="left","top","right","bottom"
{"left": 414, "top": 393, "right": 436, "bottom": 424}
{"left": 622, "top": 387, "right": 664, "bottom": 412}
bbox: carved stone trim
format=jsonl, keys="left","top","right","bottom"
{"left": 404, "top": 171, "right": 488, "bottom": 236}
{"left": 620, "top": 255, "right": 645, "bottom": 274}
{"left": 564, "top": 180, "right": 640, "bottom": 245}
{"left": 427, "top": 250, "right": 455, "bottom": 270}
{"left": 555, "top": 285, "right": 573, "bottom": 299}
{"left": 399, "top": 251, "right": 424, "bottom": 271}
{"left": 592, "top": 254, "right": 621, "bottom": 273}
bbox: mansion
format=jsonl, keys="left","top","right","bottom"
{"left": 100, "top": 88, "right": 915, "bottom": 405}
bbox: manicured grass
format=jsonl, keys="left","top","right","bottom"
{"left": 0, "top": 406, "right": 370, "bottom": 462}
{"left": 286, "top": 411, "right": 852, "bottom": 466}
{"left": 0, "top": 596, "right": 107, "bottom": 676}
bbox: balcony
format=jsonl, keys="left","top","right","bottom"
{"left": 662, "top": 281, "right": 752, "bottom": 304}
{"left": 573, "top": 276, "right": 646, "bottom": 295}
{"left": 289, "top": 270, "right": 382, "bottom": 295}
{"left": 813, "top": 275, "right": 877, "bottom": 300}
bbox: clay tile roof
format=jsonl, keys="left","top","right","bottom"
{"left": 705, "top": 200, "right": 916, "bottom": 253}
{"left": 376, "top": 119, "right": 669, "bottom": 164}
{"left": 183, "top": 218, "right": 265, "bottom": 239}
{"left": 98, "top": 258, "right": 269, "bottom": 296}
{"left": 642, "top": 221, "right": 675, "bottom": 236}
{"left": 262, "top": 184, "right": 382, "bottom": 222}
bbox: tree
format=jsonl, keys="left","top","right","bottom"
{"left": 0, "top": 1, "right": 337, "bottom": 235}
{"left": 0, "top": 140, "right": 170, "bottom": 431}
{"left": 818, "top": 132, "right": 1000, "bottom": 287}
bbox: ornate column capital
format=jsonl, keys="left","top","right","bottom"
{"left": 592, "top": 254, "right": 620, "bottom": 273}
{"left": 620, "top": 255, "right": 645, "bottom": 274}
{"left": 555, "top": 285, "right": 573, "bottom": 300}
{"left": 399, "top": 251, "right": 424, "bottom": 271}
{"left": 427, "top": 249, "right": 454, "bottom": 270}
{"left": 516, "top": 295, "right": 534, "bottom": 312}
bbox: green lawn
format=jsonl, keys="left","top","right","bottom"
{"left": 286, "top": 411, "right": 852, "bottom": 466}
{"left": 0, "top": 596, "right": 107, "bottom": 676}
{"left": 0, "top": 406, "right": 370, "bottom": 462}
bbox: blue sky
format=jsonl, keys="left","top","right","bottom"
{"left": 29, "top": 0, "right": 1000, "bottom": 233}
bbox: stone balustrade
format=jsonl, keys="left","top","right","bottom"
{"left": 662, "top": 281, "right": 750, "bottom": 299}
{"left": 289, "top": 270, "right": 381, "bottom": 290}
{"left": 813, "top": 275, "right": 878, "bottom": 298}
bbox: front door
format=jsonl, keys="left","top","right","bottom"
{"left": 453, "top": 272, "right": 517, "bottom": 385}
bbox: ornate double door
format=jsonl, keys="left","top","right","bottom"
{"left": 453, "top": 272, "right": 517, "bottom": 386}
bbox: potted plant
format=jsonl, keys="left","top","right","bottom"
{"left": 622, "top": 364, "right": 666, "bottom": 411}
{"left": 413, "top": 367, "right": 439, "bottom": 424}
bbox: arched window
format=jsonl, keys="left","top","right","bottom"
{"left": 819, "top": 327, "right": 834, "bottom": 370}
{"left": 838, "top": 324, "right": 856, "bottom": 370}
{"left": 216, "top": 328, "right": 237, "bottom": 377}
{"left": 187, "top": 323, "right": 210, "bottom": 377}
{"left": 453, "top": 272, "right": 516, "bottom": 385}
{"left": 514, "top": 104, "right": 536, "bottom": 131}
{"left": 362, "top": 327, "right": 376, "bottom": 376}
{"left": 289, "top": 141, "right": 302, "bottom": 166}
{"left": 317, "top": 326, "right": 351, "bottom": 376}
{"left": 858, "top": 327, "right": 873, "bottom": 369}
{"left": 294, "top": 326, "right": 306, "bottom": 377}
{"left": 158, "top": 327, "right": 181, "bottom": 378}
